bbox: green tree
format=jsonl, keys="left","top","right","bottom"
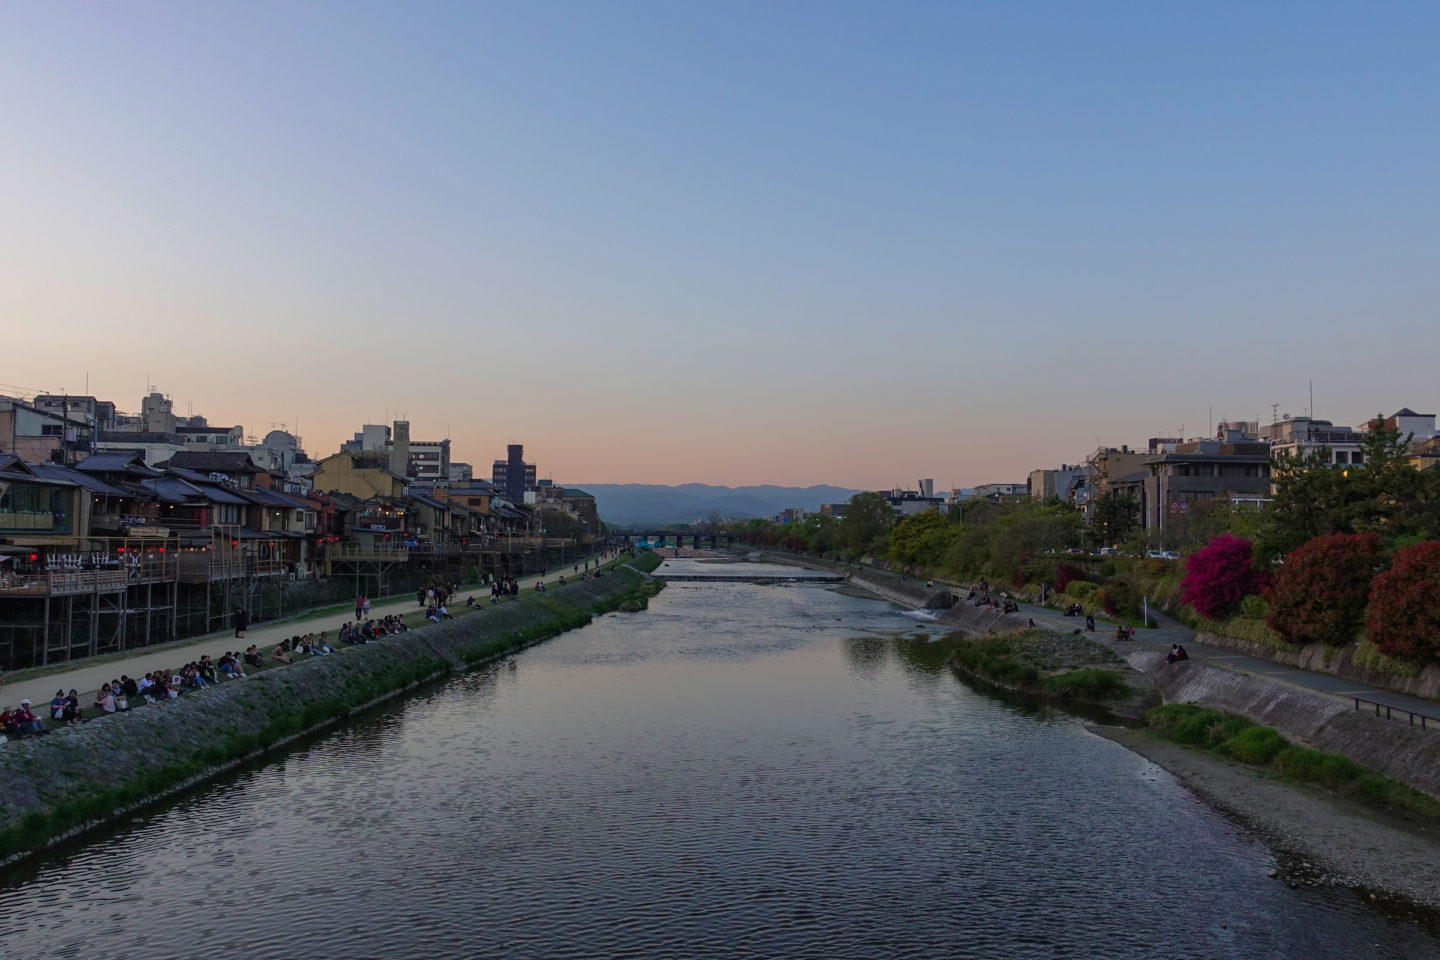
{"left": 1091, "top": 491, "right": 1140, "bottom": 546}
{"left": 1260, "top": 425, "right": 1440, "bottom": 558}
{"left": 888, "top": 509, "right": 957, "bottom": 567}
{"left": 837, "top": 492, "right": 894, "bottom": 555}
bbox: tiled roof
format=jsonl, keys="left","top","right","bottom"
{"left": 161, "top": 451, "right": 261, "bottom": 473}
{"left": 75, "top": 452, "right": 160, "bottom": 476}
{"left": 31, "top": 463, "right": 132, "bottom": 497}
{"left": 142, "top": 476, "right": 206, "bottom": 503}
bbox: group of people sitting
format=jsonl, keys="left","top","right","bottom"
{"left": 1164, "top": 644, "right": 1189, "bottom": 664}
{"left": 967, "top": 588, "right": 1019, "bottom": 615}
{"left": 338, "top": 616, "right": 409, "bottom": 644}
{"left": 4, "top": 558, "right": 619, "bottom": 739}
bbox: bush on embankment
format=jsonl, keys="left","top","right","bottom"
{"left": 0, "top": 562, "right": 656, "bottom": 863}
{"left": 1144, "top": 704, "right": 1440, "bottom": 819}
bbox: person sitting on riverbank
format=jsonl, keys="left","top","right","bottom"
{"left": 121, "top": 675, "right": 139, "bottom": 700}
{"left": 94, "top": 684, "right": 117, "bottom": 714}
{"left": 535, "top": 580, "right": 546, "bottom": 592}
{"left": 1165, "top": 644, "right": 1189, "bottom": 664}
{"left": 49, "top": 690, "right": 67, "bottom": 722}
{"left": 64, "top": 689, "right": 84, "bottom": 724}
{"left": 1085, "top": 614, "right": 1095, "bottom": 631}
{"left": 272, "top": 641, "right": 293, "bottom": 665}
{"left": 436, "top": 604, "right": 453, "bottom": 620}
{"left": 244, "top": 645, "right": 265, "bottom": 668}
{"left": 12, "top": 700, "right": 46, "bottom": 736}
{"left": 425, "top": 605, "right": 440, "bottom": 622}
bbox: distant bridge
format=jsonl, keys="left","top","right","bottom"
{"left": 653, "top": 574, "right": 844, "bottom": 584}
{"left": 616, "top": 531, "right": 738, "bottom": 549}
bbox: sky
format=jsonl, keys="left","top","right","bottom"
{"left": 2, "top": 2, "right": 1437, "bottom": 490}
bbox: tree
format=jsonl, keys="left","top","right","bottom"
{"left": 889, "top": 510, "right": 956, "bottom": 567}
{"left": 1264, "top": 532, "right": 1383, "bottom": 647}
{"left": 836, "top": 492, "right": 894, "bottom": 555}
{"left": 1180, "top": 533, "right": 1269, "bottom": 620}
{"left": 1091, "top": 491, "right": 1139, "bottom": 546}
{"left": 1260, "top": 424, "right": 1440, "bottom": 559}
{"left": 1365, "top": 541, "right": 1440, "bottom": 661}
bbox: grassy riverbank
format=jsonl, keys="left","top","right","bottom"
{"left": 1142, "top": 704, "right": 1440, "bottom": 821}
{"left": 0, "top": 553, "right": 664, "bottom": 864}
{"left": 925, "top": 627, "right": 1158, "bottom": 717}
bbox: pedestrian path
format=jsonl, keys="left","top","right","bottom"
{"left": 839, "top": 556, "right": 1440, "bottom": 721}
{"left": 2, "top": 551, "right": 620, "bottom": 713}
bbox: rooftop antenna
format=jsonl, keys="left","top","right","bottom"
{"left": 1309, "top": 379, "right": 1314, "bottom": 420}
{"left": 1271, "top": 403, "right": 1280, "bottom": 425}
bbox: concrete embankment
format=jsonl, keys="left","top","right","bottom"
{"left": 759, "top": 555, "right": 954, "bottom": 610}
{"left": 1114, "top": 645, "right": 1440, "bottom": 800}
{"left": 1193, "top": 631, "right": 1440, "bottom": 701}
{"left": 938, "top": 602, "right": 1440, "bottom": 800}
{"left": 0, "top": 568, "right": 656, "bottom": 862}
{"left": 843, "top": 570, "right": 955, "bottom": 610}
{"left": 939, "top": 601, "right": 1028, "bottom": 633}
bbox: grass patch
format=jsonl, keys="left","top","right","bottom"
{"left": 1143, "top": 704, "right": 1440, "bottom": 820}
{"left": 1041, "top": 669, "right": 1127, "bottom": 701}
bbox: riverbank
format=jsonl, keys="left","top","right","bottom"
{"left": 1092, "top": 726, "right": 1440, "bottom": 912}
{"left": 0, "top": 553, "right": 664, "bottom": 864}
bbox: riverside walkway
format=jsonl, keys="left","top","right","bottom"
{"left": 2, "top": 551, "right": 622, "bottom": 716}
{"left": 781, "top": 554, "right": 1440, "bottom": 723}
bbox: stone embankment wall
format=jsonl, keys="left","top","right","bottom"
{"left": 1194, "top": 632, "right": 1440, "bottom": 702}
{"left": 759, "top": 553, "right": 954, "bottom": 610}
{"left": 1116, "top": 645, "right": 1440, "bottom": 800}
{"left": 844, "top": 570, "right": 955, "bottom": 610}
{"left": 0, "top": 570, "right": 650, "bottom": 862}
{"left": 939, "top": 602, "right": 1029, "bottom": 634}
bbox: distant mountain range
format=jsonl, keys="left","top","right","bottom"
{"left": 573, "top": 483, "right": 860, "bottom": 527}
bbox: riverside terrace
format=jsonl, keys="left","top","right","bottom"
{"left": 0, "top": 549, "right": 631, "bottom": 735}
{"left": 0, "top": 450, "right": 608, "bottom": 673}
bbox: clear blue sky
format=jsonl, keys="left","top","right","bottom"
{"left": 2, "top": 2, "right": 1436, "bottom": 487}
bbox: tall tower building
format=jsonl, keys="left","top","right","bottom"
{"left": 390, "top": 420, "right": 411, "bottom": 478}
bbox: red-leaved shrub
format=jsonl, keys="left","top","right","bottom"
{"left": 1180, "top": 533, "right": 1268, "bottom": 620}
{"left": 1055, "top": 562, "right": 1085, "bottom": 593}
{"left": 1365, "top": 541, "right": 1440, "bottom": 661}
{"left": 1101, "top": 578, "right": 1140, "bottom": 619}
{"left": 1265, "top": 533, "right": 1383, "bottom": 647}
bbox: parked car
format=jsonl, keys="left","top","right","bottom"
{"left": 1146, "top": 550, "right": 1180, "bottom": 560}
{"left": 1097, "top": 547, "right": 1120, "bottom": 557}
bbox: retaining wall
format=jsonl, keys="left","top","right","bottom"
{"left": 1194, "top": 631, "right": 1440, "bottom": 702}
{"left": 844, "top": 570, "right": 955, "bottom": 610}
{"left": 0, "top": 570, "right": 651, "bottom": 861}
{"left": 1116, "top": 645, "right": 1440, "bottom": 800}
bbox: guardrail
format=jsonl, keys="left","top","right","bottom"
{"left": 1354, "top": 696, "right": 1440, "bottom": 730}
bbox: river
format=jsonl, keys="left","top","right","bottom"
{"left": 3, "top": 558, "right": 1436, "bottom": 958}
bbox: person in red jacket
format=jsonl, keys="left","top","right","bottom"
{"left": 13, "top": 699, "right": 47, "bottom": 735}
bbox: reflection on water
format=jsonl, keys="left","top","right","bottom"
{"left": 1, "top": 558, "right": 1435, "bottom": 959}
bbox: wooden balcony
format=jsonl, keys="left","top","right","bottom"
{"left": 0, "top": 569, "right": 128, "bottom": 597}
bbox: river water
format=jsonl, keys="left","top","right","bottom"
{"left": 3, "top": 558, "right": 1436, "bottom": 958}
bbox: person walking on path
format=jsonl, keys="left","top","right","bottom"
{"left": 233, "top": 607, "right": 249, "bottom": 639}
{"left": 361, "top": 594, "right": 371, "bottom": 617}
{"left": 354, "top": 594, "right": 364, "bottom": 621}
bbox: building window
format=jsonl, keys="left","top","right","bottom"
{"left": 1335, "top": 451, "right": 1349, "bottom": 464}
{"left": 1352, "top": 452, "right": 1364, "bottom": 464}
